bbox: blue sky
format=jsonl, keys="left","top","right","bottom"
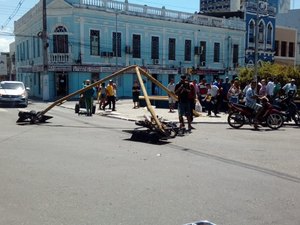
{"left": 0, "top": 0, "right": 300, "bottom": 52}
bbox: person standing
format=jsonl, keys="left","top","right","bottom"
{"left": 221, "top": 77, "right": 231, "bottom": 112}
{"left": 188, "top": 79, "right": 197, "bottom": 121}
{"left": 198, "top": 79, "right": 208, "bottom": 112}
{"left": 97, "top": 82, "right": 107, "bottom": 110}
{"left": 167, "top": 79, "right": 176, "bottom": 112}
{"left": 272, "top": 78, "right": 281, "bottom": 99}
{"left": 227, "top": 79, "right": 241, "bottom": 104}
{"left": 175, "top": 75, "right": 193, "bottom": 132}
{"left": 83, "top": 80, "right": 95, "bottom": 116}
{"left": 205, "top": 83, "right": 219, "bottom": 117}
{"left": 113, "top": 82, "right": 118, "bottom": 101}
{"left": 266, "top": 77, "right": 275, "bottom": 102}
{"left": 132, "top": 80, "right": 140, "bottom": 109}
{"left": 103, "top": 80, "right": 116, "bottom": 111}
{"left": 259, "top": 79, "right": 267, "bottom": 97}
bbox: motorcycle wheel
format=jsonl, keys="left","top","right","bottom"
{"left": 227, "top": 112, "right": 245, "bottom": 129}
{"left": 266, "top": 113, "right": 284, "bottom": 129}
{"left": 292, "top": 111, "right": 300, "bottom": 125}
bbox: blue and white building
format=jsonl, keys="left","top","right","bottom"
{"left": 242, "top": 0, "right": 276, "bottom": 66}
{"left": 14, "top": 0, "right": 245, "bottom": 100}
{"left": 200, "top": 0, "right": 277, "bottom": 68}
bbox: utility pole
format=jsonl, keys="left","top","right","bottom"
{"left": 42, "top": 0, "right": 49, "bottom": 100}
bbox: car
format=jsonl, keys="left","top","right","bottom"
{"left": 0, "top": 81, "right": 30, "bottom": 107}
{"left": 183, "top": 220, "right": 217, "bottom": 225}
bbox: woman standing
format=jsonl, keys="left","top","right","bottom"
{"left": 97, "top": 82, "right": 106, "bottom": 110}
{"left": 132, "top": 81, "right": 140, "bottom": 109}
{"left": 227, "top": 79, "right": 241, "bottom": 104}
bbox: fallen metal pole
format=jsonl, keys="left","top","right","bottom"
{"left": 135, "top": 67, "right": 164, "bottom": 133}
{"left": 138, "top": 67, "right": 201, "bottom": 117}
{"left": 17, "top": 65, "right": 137, "bottom": 123}
{"left": 40, "top": 65, "right": 138, "bottom": 116}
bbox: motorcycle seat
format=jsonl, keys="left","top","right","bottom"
{"left": 233, "top": 103, "right": 248, "bottom": 109}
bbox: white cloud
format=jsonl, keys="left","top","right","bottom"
{"left": 0, "top": 37, "right": 14, "bottom": 53}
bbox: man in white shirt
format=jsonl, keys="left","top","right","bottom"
{"left": 282, "top": 79, "right": 297, "bottom": 97}
{"left": 266, "top": 77, "right": 275, "bottom": 102}
{"left": 205, "top": 83, "right": 219, "bottom": 116}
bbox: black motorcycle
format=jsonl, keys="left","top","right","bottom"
{"left": 273, "top": 90, "right": 300, "bottom": 125}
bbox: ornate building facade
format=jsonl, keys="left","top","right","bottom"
{"left": 14, "top": 0, "right": 245, "bottom": 100}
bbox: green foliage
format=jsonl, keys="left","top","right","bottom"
{"left": 237, "top": 63, "right": 300, "bottom": 87}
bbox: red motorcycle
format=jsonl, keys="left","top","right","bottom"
{"left": 227, "top": 101, "right": 284, "bottom": 130}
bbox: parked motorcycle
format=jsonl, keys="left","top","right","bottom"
{"left": 273, "top": 90, "right": 300, "bottom": 125}
{"left": 227, "top": 102, "right": 284, "bottom": 130}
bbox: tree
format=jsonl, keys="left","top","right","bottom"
{"left": 237, "top": 62, "right": 300, "bottom": 86}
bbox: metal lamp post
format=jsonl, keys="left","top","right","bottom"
{"left": 254, "top": 0, "right": 260, "bottom": 85}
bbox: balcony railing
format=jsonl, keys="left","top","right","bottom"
{"left": 15, "top": 0, "right": 245, "bottom": 36}
{"left": 49, "top": 53, "right": 72, "bottom": 64}
{"left": 78, "top": 0, "right": 244, "bottom": 30}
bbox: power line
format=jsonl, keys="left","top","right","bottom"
{"left": 1, "top": 0, "right": 26, "bottom": 31}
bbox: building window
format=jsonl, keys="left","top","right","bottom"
{"left": 37, "top": 35, "right": 40, "bottom": 57}
{"left": 113, "top": 32, "right": 121, "bottom": 57}
{"left": 168, "top": 38, "right": 176, "bottom": 60}
{"left": 53, "top": 26, "right": 68, "bottom": 53}
{"left": 26, "top": 40, "right": 29, "bottom": 60}
{"left": 213, "top": 42, "right": 220, "bottom": 63}
{"left": 21, "top": 42, "right": 25, "bottom": 61}
{"left": 132, "top": 34, "right": 141, "bottom": 58}
{"left": 168, "top": 74, "right": 175, "bottom": 83}
{"left": 200, "top": 41, "right": 206, "bottom": 66}
{"left": 151, "top": 36, "right": 159, "bottom": 59}
{"left": 184, "top": 40, "right": 191, "bottom": 61}
{"left": 288, "top": 42, "right": 294, "bottom": 57}
{"left": 34, "top": 73, "right": 36, "bottom": 85}
{"left": 91, "top": 73, "right": 99, "bottom": 82}
{"left": 258, "top": 21, "right": 264, "bottom": 43}
{"left": 32, "top": 37, "right": 36, "bottom": 58}
{"left": 249, "top": 21, "right": 255, "bottom": 43}
{"left": 233, "top": 44, "right": 239, "bottom": 67}
{"left": 90, "top": 30, "right": 100, "bottom": 56}
{"left": 17, "top": 45, "right": 20, "bottom": 62}
{"left": 275, "top": 40, "right": 279, "bottom": 56}
{"left": 281, "top": 41, "right": 287, "bottom": 57}
{"left": 267, "top": 23, "right": 272, "bottom": 45}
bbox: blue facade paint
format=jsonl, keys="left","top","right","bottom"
{"left": 14, "top": 0, "right": 245, "bottom": 100}
{"left": 244, "top": 0, "right": 276, "bottom": 66}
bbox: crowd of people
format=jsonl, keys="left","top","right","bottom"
{"left": 80, "top": 79, "right": 118, "bottom": 116}
{"left": 84, "top": 79, "right": 141, "bottom": 113}
{"left": 81, "top": 76, "right": 297, "bottom": 131}
{"left": 168, "top": 75, "right": 298, "bottom": 131}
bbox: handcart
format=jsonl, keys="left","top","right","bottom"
{"left": 74, "top": 95, "right": 96, "bottom": 115}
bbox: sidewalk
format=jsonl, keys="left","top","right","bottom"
{"left": 61, "top": 99, "right": 228, "bottom": 124}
